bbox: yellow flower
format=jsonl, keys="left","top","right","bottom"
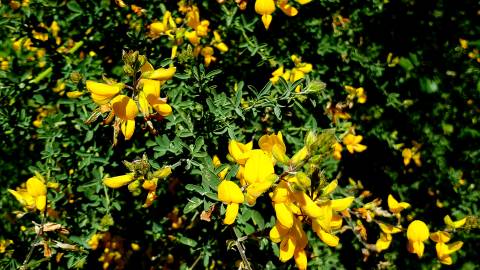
{"left": 402, "top": 147, "right": 421, "bottom": 166}
{"left": 228, "top": 140, "right": 253, "bottom": 165}
{"left": 103, "top": 174, "right": 135, "bottom": 188}
{"left": 255, "top": 0, "right": 276, "bottom": 30}
{"left": 295, "top": 0, "right": 312, "bottom": 4}
{"left": 111, "top": 95, "right": 139, "bottom": 140}
{"left": 406, "top": 220, "right": 429, "bottom": 258}
{"left": 244, "top": 150, "right": 275, "bottom": 185}
{"left": 332, "top": 142, "right": 342, "bottom": 160}
{"left": 138, "top": 79, "right": 172, "bottom": 117}
{"left": 86, "top": 81, "right": 123, "bottom": 105}
{"left": 258, "top": 132, "right": 287, "bottom": 163}
{"left": 430, "top": 231, "right": 451, "bottom": 243}
{"left": 435, "top": 241, "right": 463, "bottom": 265}
{"left": 356, "top": 87, "right": 367, "bottom": 103}
{"left": 459, "top": 38, "right": 468, "bottom": 49}
{"left": 212, "top": 31, "right": 229, "bottom": 53}
{"left": 278, "top": 0, "right": 298, "bottom": 16}
{"left": 66, "top": 91, "right": 84, "bottom": 99}
{"left": 142, "top": 66, "right": 176, "bottom": 81}
{"left": 444, "top": 215, "right": 467, "bottom": 229}
{"left": 270, "top": 66, "right": 284, "bottom": 84}
{"left": 343, "top": 134, "right": 367, "bottom": 154}
{"left": 217, "top": 180, "right": 244, "bottom": 225}
{"left": 387, "top": 194, "right": 410, "bottom": 214}
{"left": 376, "top": 232, "right": 392, "bottom": 252}
{"left": 378, "top": 222, "right": 402, "bottom": 234}
{"left": 201, "top": 46, "right": 216, "bottom": 67}
{"left": 8, "top": 175, "right": 47, "bottom": 212}
{"left": 185, "top": 30, "right": 200, "bottom": 45}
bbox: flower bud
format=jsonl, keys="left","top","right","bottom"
{"left": 290, "top": 146, "right": 309, "bottom": 166}
{"left": 123, "top": 65, "right": 135, "bottom": 76}
{"left": 70, "top": 71, "right": 82, "bottom": 83}
{"left": 153, "top": 166, "right": 172, "bottom": 179}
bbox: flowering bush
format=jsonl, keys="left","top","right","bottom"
{"left": 1, "top": 1, "right": 479, "bottom": 269}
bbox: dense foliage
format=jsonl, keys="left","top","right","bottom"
{"left": 1, "top": 0, "right": 479, "bottom": 269}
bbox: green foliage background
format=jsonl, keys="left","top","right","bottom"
{"left": 0, "top": 0, "right": 479, "bottom": 269}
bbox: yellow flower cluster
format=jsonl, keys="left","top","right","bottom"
{"left": 254, "top": 0, "right": 313, "bottom": 29}
{"left": 270, "top": 55, "right": 313, "bottom": 92}
{"left": 369, "top": 193, "right": 466, "bottom": 265}
{"left": 460, "top": 38, "right": 480, "bottom": 63}
{"left": 88, "top": 232, "right": 128, "bottom": 270}
{"left": 32, "top": 106, "right": 56, "bottom": 128}
{"left": 216, "top": 131, "right": 356, "bottom": 269}
{"left": 8, "top": 174, "right": 47, "bottom": 212}
{"left": 148, "top": 2, "right": 229, "bottom": 67}
{"left": 344, "top": 85, "right": 367, "bottom": 104}
{"left": 102, "top": 156, "right": 172, "bottom": 208}
{"left": 86, "top": 53, "right": 175, "bottom": 143}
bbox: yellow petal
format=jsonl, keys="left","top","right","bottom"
{"left": 66, "top": 91, "right": 84, "bottom": 99}
{"left": 330, "top": 196, "right": 354, "bottom": 212}
{"left": 261, "top": 14, "right": 273, "bottom": 30}
{"left": 255, "top": 0, "right": 275, "bottom": 15}
{"left": 140, "top": 61, "right": 154, "bottom": 73}
{"left": 152, "top": 103, "right": 172, "bottom": 117}
{"left": 375, "top": 232, "right": 392, "bottom": 252}
{"left": 86, "top": 81, "right": 122, "bottom": 96}
{"left": 274, "top": 203, "right": 294, "bottom": 228}
{"left": 121, "top": 119, "right": 136, "bottom": 140}
{"left": 111, "top": 95, "right": 138, "bottom": 120}
{"left": 143, "top": 67, "right": 176, "bottom": 80}
{"left": 35, "top": 195, "right": 47, "bottom": 211}
{"left": 228, "top": 140, "right": 252, "bottom": 165}
{"left": 292, "top": 192, "right": 322, "bottom": 218}
{"left": 378, "top": 222, "right": 402, "bottom": 234}
{"left": 279, "top": 234, "right": 296, "bottom": 262}
{"left": 138, "top": 91, "right": 150, "bottom": 116}
{"left": 388, "top": 194, "right": 410, "bottom": 213}
{"left": 444, "top": 215, "right": 467, "bottom": 229}
{"left": 330, "top": 214, "right": 343, "bottom": 230}
{"left": 407, "top": 220, "right": 429, "bottom": 242}
{"left": 218, "top": 180, "right": 244, "bottom": 204}
{"left": 8, "top": 189, "right": 27, "bottom": 205}
{"left": 322, "top": 180, "right": 338, "bottom": 196}
{"left": 26, "top": 176, "right": 47, "bottom": 197}
{"left": 430, "top": 231, "right": 451, "bottom": 243}
{"left": 270, "top": 182, "right": 290, "bottom": 203}
{"left": 224, "top": 203, "right": 239, "bottom": 225}
{"left": 317, "top": 229, "right": 339, "bottom": 247}
{"left": 244, "top": 150, "right": 275, "bottom": 184}
{"left": 269, "top": 220, "right": 289, "bottom": 243}
{"left": 103, "top": 174, "right": 134, "bottom": 188}
{"left": 294, "top": 249, "right": 307, "bottom": 270}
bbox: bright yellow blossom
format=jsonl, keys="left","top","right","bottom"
{"left": 86, "top": 81, "right": 123, "bottom": 105}
{"left": 387, "top": 194, "right": 410, "bottom": 214}
{"left": 103, "top": 174, "right": 135, "bottom": 188}
{"left": 343, "top": 134, "right": 367, "bottom": 154}
{"left": 255, "top": 0, "right": 276, "bottom": 30}
{"left": 217, "top": 180, "right": 244, "bottom": 224}
{"left": 376, "top": 232, "right": 392, "bottom": 252}
{"left": 406, "top": 220, "right": 429, "bottom": 258}
{"left": 278, "top": 0, "right": 298, "bottom": 16}
{"left": 402, "top": 147, "right": 421, "bottom": 166}
{"left": 444, "top": 215, "right": 467, "bottom": 229}
{"left": 228, "top": 140, "right": 253, "bottom": 165}
{"left": 8, "top": 175, "right": 47, "bottom": 212}
{"left": 111, "top": 95, "right": 139, "bottom": 140}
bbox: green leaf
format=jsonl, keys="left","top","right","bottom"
{"left": 184, "top": 197, "right": 203, "bottom": 214}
